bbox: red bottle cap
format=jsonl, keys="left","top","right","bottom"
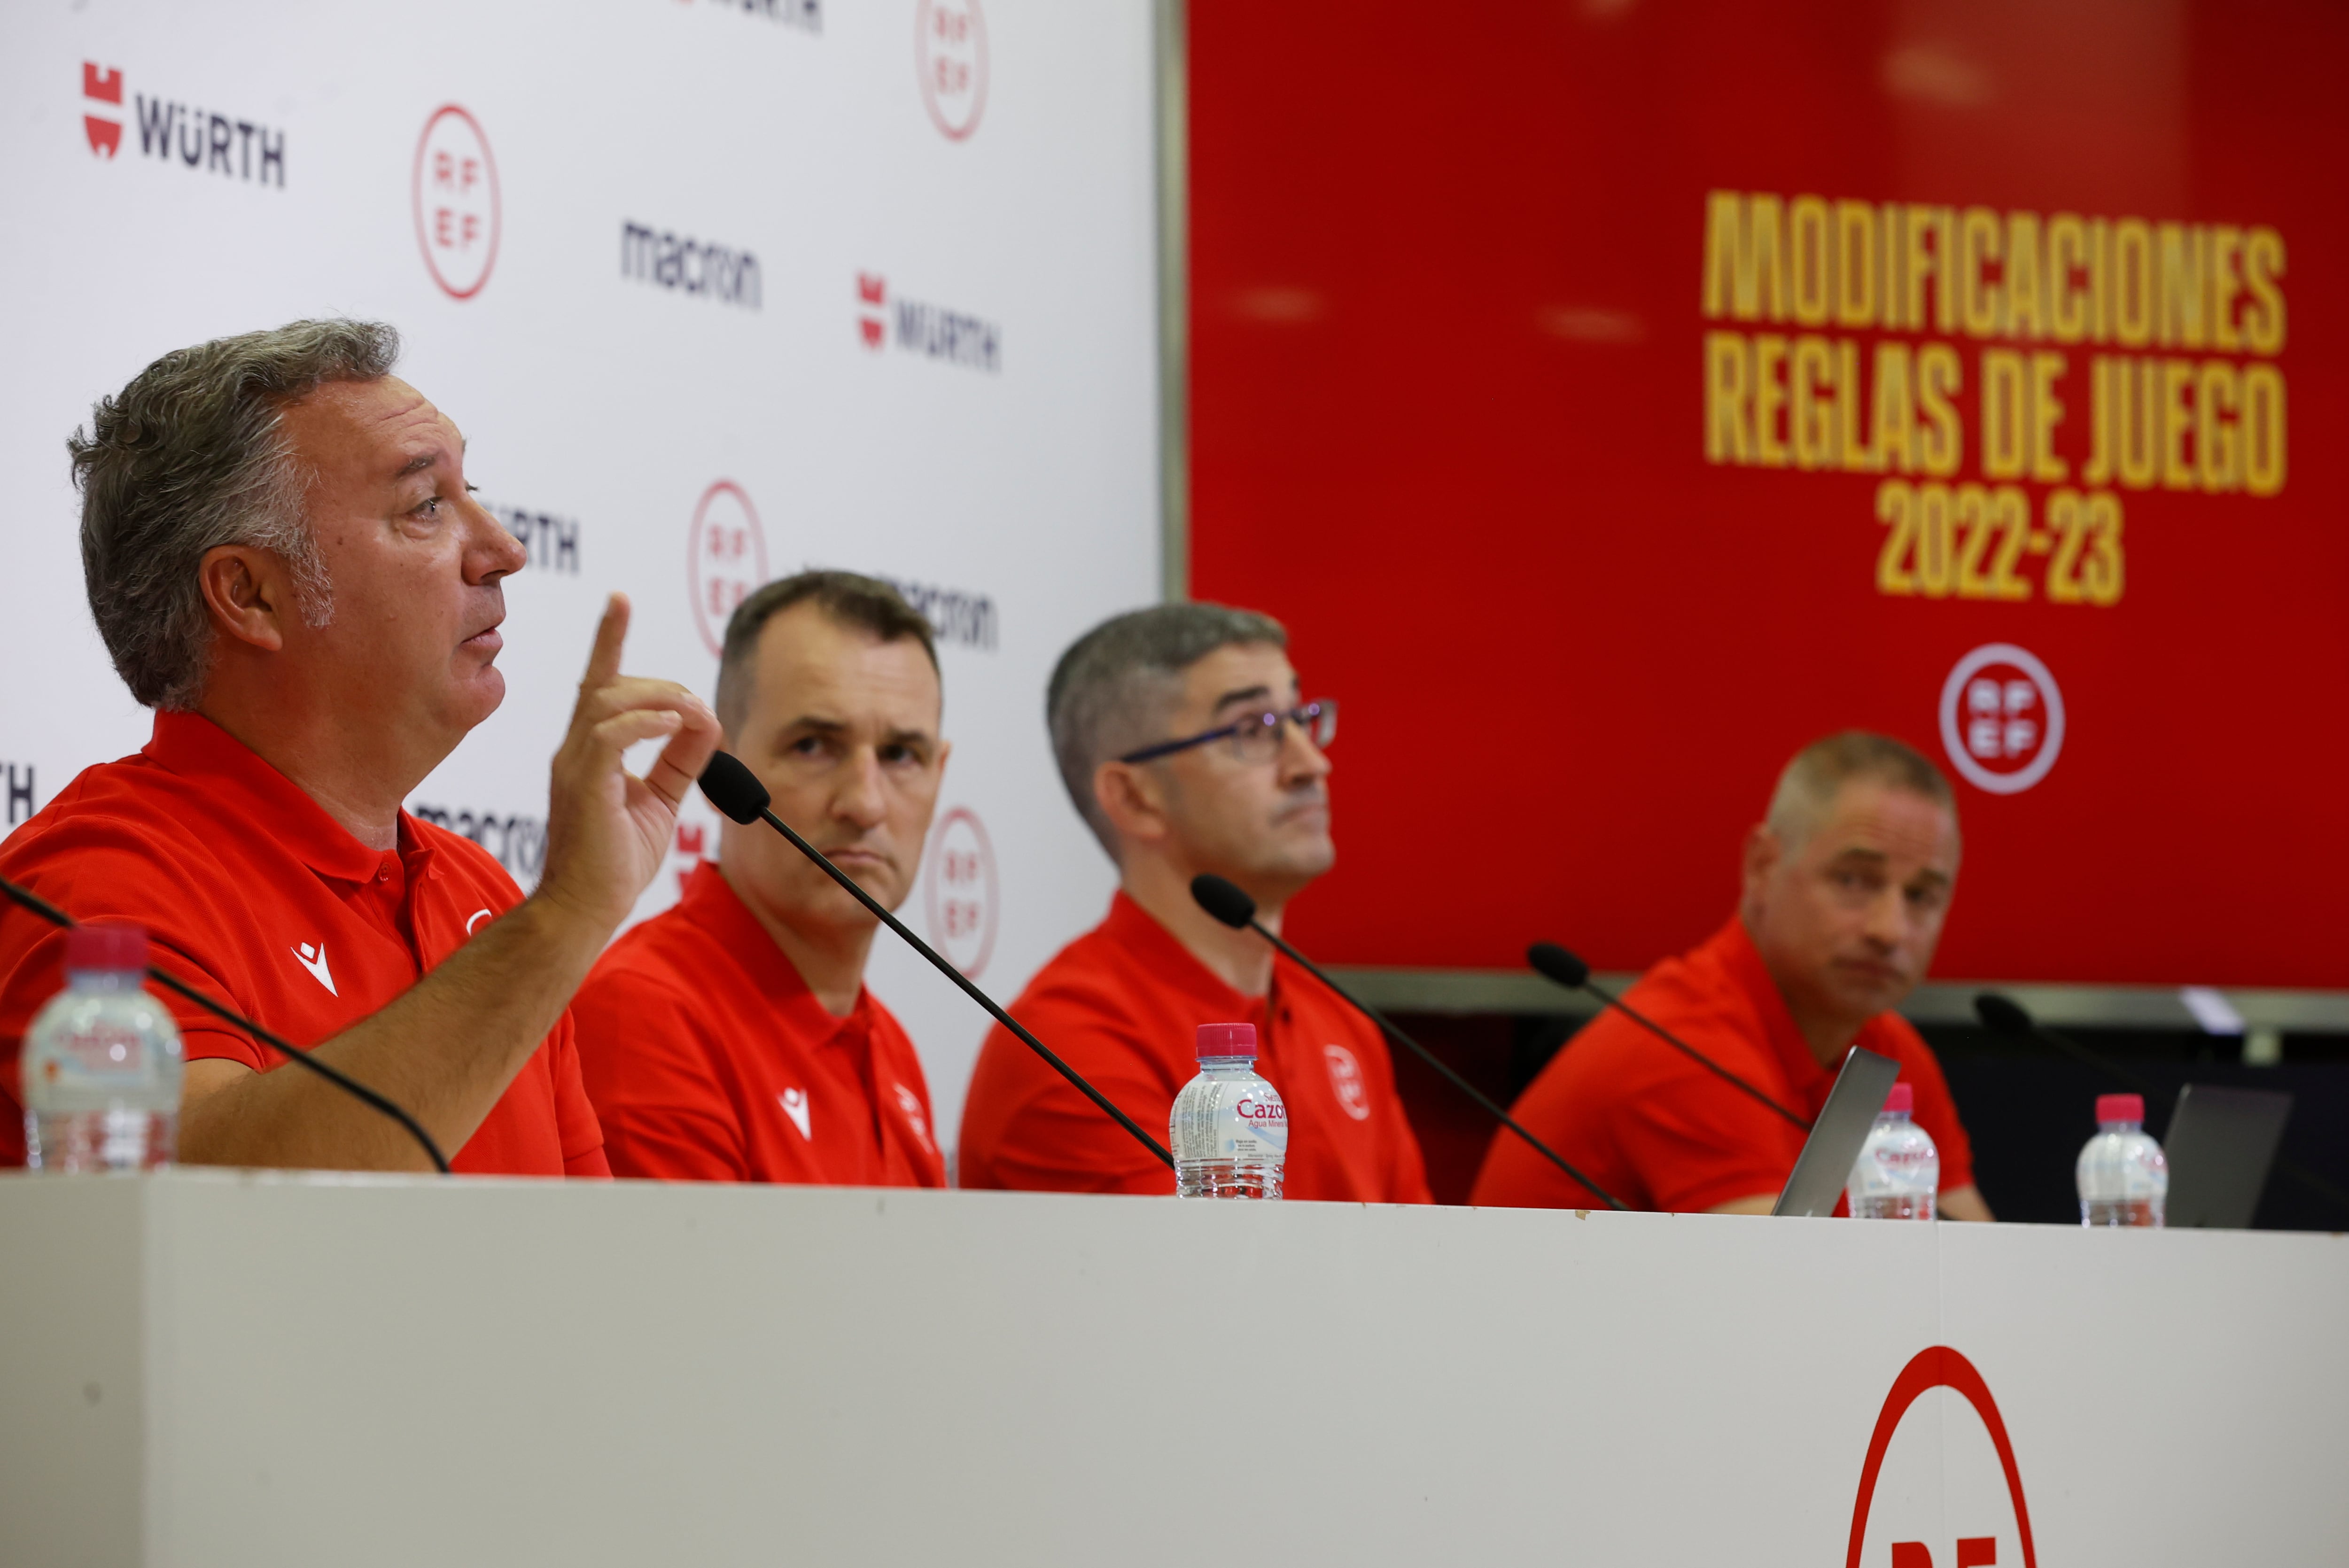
{"left": 65, "top": 922, "right": 148, "bottom": 974}
{"left": 1196, "top": 1022, "right": 1258, "bottom": 1060}
{"left": 1883, "top": 1081, "right": 1913, "bottom": 1114}
{"left": 2097, "top": 1092, "right": 2144, "bottom": 1124}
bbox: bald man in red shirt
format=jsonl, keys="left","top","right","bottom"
{"left": 573, "top": 573, "right": 949, "bottom": 1186}
{"left": 0, "top": 320, "right": 718, "bottom": 1174}
{"left": 958, "top": 605, "right": 1430, "bottom": 1202}
{"left": 1473, "top": 732, "right": 1992, "bottom": 1219}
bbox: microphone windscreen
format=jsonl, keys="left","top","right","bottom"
{"left": 1526, "top": 941, "right": 1592, "bottom": 989}
{"left": 1973, "top": 992, "right": 2033, "bottom": 1035}
{"left": 698, "top": 751, "right": 772, "bottom": 824}
{"left": 1190, "top": 874, "right": 1257, "bottom": 929}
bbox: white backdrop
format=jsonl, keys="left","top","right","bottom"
{"left": 0, "top": 0, "right": 1163, "bottom": 1151}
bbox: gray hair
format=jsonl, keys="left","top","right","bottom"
{"left": 1765, "top": 730, "right": 1958, "bottom": 848}
{"left": 1046, "top": 601, "right": 1287, "bottom": 855}
{"left": 69, "top": 318, "right": 400, "bottom": 710}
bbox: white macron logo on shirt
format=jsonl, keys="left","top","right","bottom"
{"left": 290, "top": 942, "right": 337, "bottom": 996}
{"left": 779, "top": 1087, "right": 812, "bottom": 1141}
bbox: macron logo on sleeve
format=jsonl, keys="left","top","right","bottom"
{"left": 290, "top": 941, "right": 337, "bottom": 996}
{"left": 778, "top": 1087, "right": 811, "bottom": 1141}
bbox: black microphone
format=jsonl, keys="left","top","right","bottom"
{"left": 1976, "top": 990, "right": 2349, "bottom": 1218}
{"left": 1527, "top": 941, "right": 1811, "bottom": 1131}
{"left": 1190, "top": 873, "right": 1626, "bottom": 1211}
{"left": 0, "top": 874, "right": 452, "bottom": 1173}
{"left": 699, "top": 751, "right": 1173, "bottom": 1170}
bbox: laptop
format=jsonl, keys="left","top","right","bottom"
{"left": 2164, "top": 1082, "right": 2293, "bottom": 1229}
{"left": 1771, "top": 1046, "right": 1901, "bottom": 1218}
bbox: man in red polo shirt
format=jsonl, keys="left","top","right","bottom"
{"left": 1472, "top": 732, "right": 1992, "bottom": 1218}
{"left": 957, "top": 605, "right": 1430, "bottom": 1202}
{"left": 573, "top": 573, "right": 948, "bottom": 1186}
{"left": 0, "top": 319, "right": 720, "bottom": 1174}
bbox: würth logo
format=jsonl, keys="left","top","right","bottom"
{"left": 857, "top": 272, "right": 1002, "bottom": 373}
{"left": 83, "top": 64, "right": 122, "bottom": 157}
{"left": 622, "top": 222, "right": 762, "bottom": 308}
{"left": 412, "top": 105, "right": 500, "bottom": 301}
{"left": 83, "top": 63, "right": 288, "bottom": 185}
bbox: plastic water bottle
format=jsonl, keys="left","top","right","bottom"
{"left": 2077, "top": 1092, "right": 2166, "bottom": 1227}
{"left": 1847, "top": 1081, "right": 1938, "bottom": 1220}
{"left": 1170, "top": 1022, "right": 1286, "bottom": 1199}
{"left": 21, "top": 924, "right": 183, "bottom": 1172}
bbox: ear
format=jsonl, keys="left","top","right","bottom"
{"left": 1740, "top": 823, "right": 1782, "bottom": 917}
{"left": 196, "top": 544, "right": 293, "bottom": 654}
{"left": 1092, "top": 759, "right": 1169, "bottom": 851}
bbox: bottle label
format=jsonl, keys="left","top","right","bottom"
{"left": 1850, "top": 1141, "right": 1937, "bottom": 1197}
{"left": 1174, "top": 1076, "right": 1290, "bottom": 1165}
{"left": 1213, "top": 1089, "right": 1288, "bottom": 1162}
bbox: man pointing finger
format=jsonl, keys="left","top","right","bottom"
{"left": 0, "top": 319, "right": 718, "bottom": 1175}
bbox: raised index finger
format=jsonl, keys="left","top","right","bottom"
{"left": 580, "top": 593, "right": 630, "bottom": 691}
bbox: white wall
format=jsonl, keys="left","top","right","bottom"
{"left": 0, "top": 0, "right": 1163, "bottom": 1146}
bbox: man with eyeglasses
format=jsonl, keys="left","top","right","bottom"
{"left": 957, "top": 604, "right": 1431, "bottom": 1201}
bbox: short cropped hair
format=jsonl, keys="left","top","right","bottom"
{"left": 70, "top": 318, "right": 399, "bottom": 710}
{"left": 1765, "top": 731, "right": 1958, "bottom": 847}
{"left": 1047, "top": 601, "right": 1288, "bottom": 856}
{"left": 714, "top": 569, "right": 941, "bottom": 737}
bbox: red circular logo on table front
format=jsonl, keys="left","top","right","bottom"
{"left": 412, "top": 105, "right": 500, "bottom": 300}
{"left": 687, "top": 481, "right": 768, "bottom": 658}
{"left": 1848, "top": 1346, "right": 2037, "bottom": 1568}
{"left": 1937, "top": 643, "right": 2065, "bottom": 796}
{"left": 916, "top": 0, "right": 989, "bottom": 140}
{"left": 924, "top": 806, "right": 998, "bottom": 978}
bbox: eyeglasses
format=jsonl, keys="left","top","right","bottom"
{"left": 1118, "top": 699, "right": 1338, "bottom": 766}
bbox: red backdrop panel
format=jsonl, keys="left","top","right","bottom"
{"left": 1189, "top": 0, "right": 2349, "bottom": 987}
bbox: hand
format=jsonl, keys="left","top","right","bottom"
{"left": 535, "top": 594, "right": 722, "bottom": 934}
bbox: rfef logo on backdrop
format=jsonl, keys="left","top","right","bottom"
{"left": 688, "top": 481, "right": 769, "bottom": 657}
{"left": 1848, "top": 1346, "right": 2037, "bottom": 1568}
{"left": 1938, "top": 644, "right": 2065, "bottom": 795}
{"left": 413, "top": 106, "right": 500, "bottom": 301}
{"left": 81, "top": 62, "right": 288, "bottom": 185}
{"left": 915, "top": 0, "right": 988, "bottom": 141}
{"left": 924, "top": 806, "right": 998, "bottom": 978}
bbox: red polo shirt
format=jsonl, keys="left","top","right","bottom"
{"left": 573, "top": 862, "right": 946, "bottom": 1187}
{"left": 1471, "top": 917, "right": 1972, "bottom": 1213}
{"left": 0, "top": 711, "right": 607, "bottom": 1176}
{"left": 957, "top": 892, "right": 1432, "bottom": 1202}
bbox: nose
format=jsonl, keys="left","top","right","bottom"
{"left": 465, "top": 494, "right": 527, "bottom": 586}
{"left": 1277, "top": 718, "right": 1333, "bottom": 787}
{"left": 1859, "top": 883, "right": 1906, "bottom": 950}
{"left": 833, "top": 747, "right": 889, "bottom": 831}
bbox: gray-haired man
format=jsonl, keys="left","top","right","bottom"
{"left": 0, "top": 320, "right": 718, "bottom": 1173}
{"left": 957, "top": 604, "right": 1430, "bottom": 1201}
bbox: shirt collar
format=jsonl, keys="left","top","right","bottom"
{"left": 1100, "top": 889, "right": 1266, "bottom": 1017}
{"left": 143, "top": 710, "right": 425, "bottom": 885}
{"left": 1709, "top": 915, "right": 1837, "bottom": 1097}
{"left": 677, "top": 861, "right": 870, "bottom": 1044}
